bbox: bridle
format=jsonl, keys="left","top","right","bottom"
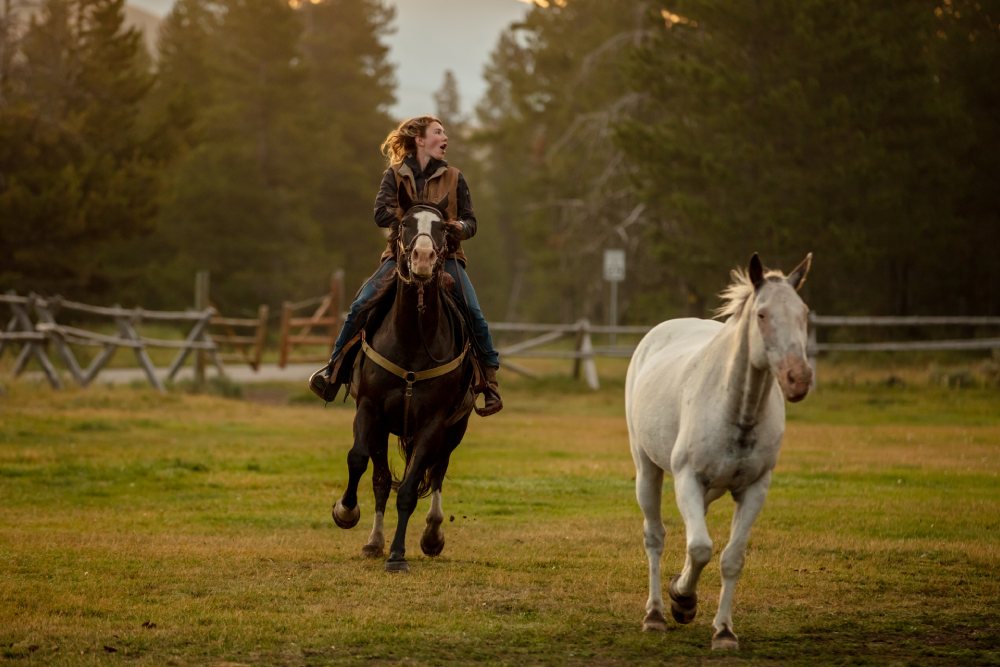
{"left": 394, "top": 205, "right": 446, "bottom": 289}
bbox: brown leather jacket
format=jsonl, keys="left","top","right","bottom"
{"left": 374, "top": 155, "right": 477, "bottom": 265}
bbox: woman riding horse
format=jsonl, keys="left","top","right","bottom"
{"left": 312, "top": 115, "right": 502, "bottom": 416}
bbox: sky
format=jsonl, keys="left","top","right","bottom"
{"left": 127, "top": 0, "right": 531, "bottom": 120}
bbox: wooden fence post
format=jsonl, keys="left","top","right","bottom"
{"left": 194, "top": 271, "right": 209, "bottom": 386}
{"left": 575, "top": 319, "right": 600, "bottom": 390}
{"left": 807, "top": 311, "right": 818, "bottom": 388}
{"left": 278, "top": 302, "right": 292, "bottom": 368}
{"left": 331, "top": 269, "right": 345, "bottom": 338}
{"left": 252, "top": 304, "right": 269, "bottom": 370}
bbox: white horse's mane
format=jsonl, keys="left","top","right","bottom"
{"left": 714, "top": 266, "right": 787, "bottom": 320}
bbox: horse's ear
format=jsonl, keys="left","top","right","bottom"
{"left": 434, "top": 193, "right": 449, "bottom": 217}
{"left": 397, "top": 185, "right": 414, "bottom": 214}
{"left": 787, "top": 252, "right": 812, "bottom": 292}
{"left": 748, "top": 253, "right": 765, "bottom": 290}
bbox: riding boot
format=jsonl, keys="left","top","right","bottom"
{"left": 309, "top": 353, "right": 342, "bottom": 403}
{"left": 478, "top": 365, "right": 503, "bottom": 416}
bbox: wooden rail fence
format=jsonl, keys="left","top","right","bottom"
{"left": 6, "top": 282, "right": 997, "bottom": 392}
{"left": 1, "top": 291, "right": 220, "bottom": 392}
{"left": 277, "top": 270, "right": 344, "bottom": 368}
{"left": 490, "top": 314, "right": 1000, "bottom": 390}
{"left": 210, "top": 305, "right": 269, "bottom": 371}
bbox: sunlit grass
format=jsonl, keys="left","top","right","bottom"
{"left": 1, "top": 363, "right": 998, "bottom": 664}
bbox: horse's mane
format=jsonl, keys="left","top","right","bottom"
{"left": 714, "top": 266, "right": 787, "bottom": 320}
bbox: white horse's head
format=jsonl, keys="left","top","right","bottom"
{"left": 742, "top": 253, "right": 813, "bottom": 402}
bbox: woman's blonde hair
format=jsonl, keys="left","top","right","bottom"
{"left": 380, "top": 115, "right": 442, "bottom": 165}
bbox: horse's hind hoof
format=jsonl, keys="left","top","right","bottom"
{"left": 332, "top": 501, "right": 360, "bottom": 529}
{"left": 385, "top": 557, "right": 409, "bottom": 573}
{"left": 668, "top": 575, "right": 698, "bottom": 624}
{"left": 361, "top": 543, "right": 383, "bottom": 559}
{"left": 642, "top": 608, "right": 668, "bottom": 632}
{"left": 420, "top": 532, "right": 445, "bottom": 557}
{"left": 711, "top": 627, "right": 739, "bottom": 651}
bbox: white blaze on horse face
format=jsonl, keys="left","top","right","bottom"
{"left": 409, "top": 211, "right": 440, "bottom": 278}
{"left": 752, "top": 280, "right": 812, "bottom": 402}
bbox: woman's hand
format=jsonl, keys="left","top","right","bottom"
{"left": 444, "top": 220, "right": 466, "bottom": 239}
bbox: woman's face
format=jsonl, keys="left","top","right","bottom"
{"left": 417, "top": 121, "right": 448, "bottom": 161}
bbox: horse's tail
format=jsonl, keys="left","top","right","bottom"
{"left": 390, "top": 436, "right": 436, "bottom": 499}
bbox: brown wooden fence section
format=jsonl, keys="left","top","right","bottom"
{"left": 278, "top": 270, "right": 344, "bottom": 368}
{"left": 1, "top": 292, "right": 62, "bottom": 388}
{"left": 1, "top": 291, "right": 220, "bottom": 392}
{"left": 210, "top": 306, "right": 269, "bottom": 371}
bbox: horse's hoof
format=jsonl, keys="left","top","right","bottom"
{"left": 361, "top": 543, "right": 383, "bottom": 559}
{"left": 711, "top": 627, "right": 739, "bottom": 651}
{"left": 385, "top": 557, "right": 409, "bottom": 573}
{"left": 420, "top": 532, "right": 445, "bottom": 557}
{"left": 668, "top": 575, "right": 697, "bottom": 624}
{"left": 332, "top": 501, "right": 360, "bottom": 529}
{"left": 642, "top": 608, "right": 668, "bottom": 632}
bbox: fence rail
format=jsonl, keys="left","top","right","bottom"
{"left": 210, "top": 306, "right": 269, "bottom": 371}
{"left": 277, "top": 271, "right": 344, "bottom": 368}
{"left": 5, "top": 283, "right": 997, "bottom": 391}
{"left": 1, "top": 291, "right": 221, "bottom": 391}
{"left": 491, "top": 314, "right": 1000, "bottom": 389}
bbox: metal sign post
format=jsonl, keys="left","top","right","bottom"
{"left": 603, "top": 249, "right": 625, "bottom": 345}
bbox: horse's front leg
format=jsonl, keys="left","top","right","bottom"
{"left": 670, "top": 467, "right": 713, "bottom": 625}
{"left": 385, "top": 444, "right": 431, "bottom": 572}
{"left": 712, "top": 471, "right": 771, "bottom": 651}
{"left": 332, "top": 402, "right": 378, "bottom": 529}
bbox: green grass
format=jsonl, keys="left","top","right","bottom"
{"left": 1, "top": 362, "right": 998, "bottom": 665}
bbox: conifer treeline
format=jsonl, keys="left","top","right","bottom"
{"left": 471, "top": 0, "right": 999, "bottom": 320}
{"left": 1, "top": 0, "right": 395, "bottom": 311}
{"left": 2, "top": 0, "right": 997, "bottom": 319}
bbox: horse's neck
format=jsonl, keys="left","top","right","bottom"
{"left": 389, "top": 279, "right": 449, "bottom": 351}
{"left": 714, "top": 311, "right": 772, "bottom": 428}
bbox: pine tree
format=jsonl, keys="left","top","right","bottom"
{"left": 296, "top": 0, "right": 396, "bottom": 291}
{"left": 474, "top": 0, "right": 648, "bottom": 322}
{"left": 0, "top": 0, "right": 160, "bottom": 299}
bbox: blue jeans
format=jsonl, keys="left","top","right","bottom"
{"left": 330, "top": 259, "right": 500, "bottom": 368}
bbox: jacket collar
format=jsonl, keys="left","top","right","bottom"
{"left": 398, "top": 154, "right": 449, "bottom": 183}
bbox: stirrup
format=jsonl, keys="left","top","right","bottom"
{"left": 308, "top": 366, "right": 341, "bottom": 403}
{"left": 474, "top": 389, "right": 503, "bottom": 417}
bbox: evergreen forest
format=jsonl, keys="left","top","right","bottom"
{"left": 1, "top": 0, "right": 997, "bottom": 322}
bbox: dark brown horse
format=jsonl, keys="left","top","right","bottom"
{"left": 331, "top": 192, "right": 476, "bottom": 572}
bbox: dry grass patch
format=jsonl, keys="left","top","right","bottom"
{"left": 1, "top": 371, "right": 998, "bottom": 665}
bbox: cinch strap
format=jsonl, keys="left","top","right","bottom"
{"left": 360, "top": 330, "right": 470, "bottom": 443}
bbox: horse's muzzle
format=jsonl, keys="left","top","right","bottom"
{"left": 777, "top": 356, "right": 812, "bottom": 403}
{"left": 409, "top": 246, "right": 438, "bottom": 279}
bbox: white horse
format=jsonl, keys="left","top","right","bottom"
{"left": 625, "top": 253, "right": 813, "bottom": 650}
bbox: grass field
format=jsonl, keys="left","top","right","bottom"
{"left": 1, "top": 360, "right": 998, "bottom": 665}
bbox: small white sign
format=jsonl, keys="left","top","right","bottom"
{"left": 603, "top": 249, "right": 626, "bottom": 282}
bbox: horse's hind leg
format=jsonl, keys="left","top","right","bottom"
{"left": 420, "top": 487, "right": 445, "bottom": 557}
{"left": 421, "top": 422, "right": 465, "bottom": 557}
{"left": 633, "top": 446, "right": 667, "bottom": 632}
{"left": 362, "top": 437, "right": 391, "bottom": 558}
{"left": 712, "top": 472, "right": 771, "bottom": 651}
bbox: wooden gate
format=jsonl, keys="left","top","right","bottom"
{"left": 278, "top": 270, "right": 345, "bottom": 368}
